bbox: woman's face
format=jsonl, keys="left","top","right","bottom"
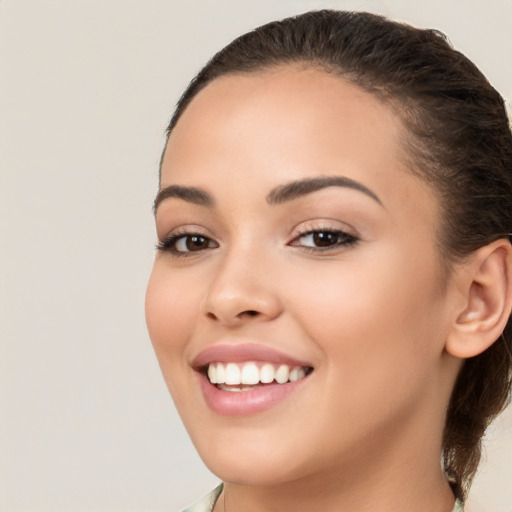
{"left": 146, "top": 68, "right": 459, "bottom": 485}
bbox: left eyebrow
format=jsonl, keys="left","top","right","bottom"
{"left": 266, "top": 176, "right": 382, "bottom": 206}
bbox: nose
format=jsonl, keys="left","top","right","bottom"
{"left": 200, "top": 248, "right": 283, "bottom": 327}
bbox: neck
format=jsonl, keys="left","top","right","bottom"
{"left": 217, "top": 461, "right": 455, "bottom": 512}
{"left": 214, "top": 409, "right": 456, "bottom": 512}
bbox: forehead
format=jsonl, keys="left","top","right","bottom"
{"left": 160, "top": 66, "right": 434, "bottom": 218}
{"left": 163, "top": 66, "right": 406, "bottom": 179}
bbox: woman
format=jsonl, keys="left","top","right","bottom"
{"left": 145, "top": 10, "right": 512, "bottom": 512}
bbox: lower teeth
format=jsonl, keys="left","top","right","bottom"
{"left": 217, "top": 384, "right": 262, "bottom": 392}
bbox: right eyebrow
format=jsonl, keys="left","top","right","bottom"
{"left": 153, "top": 185, "right": 214, "bottom": 213}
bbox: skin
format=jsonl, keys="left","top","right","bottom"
{"left": 146, "top": 67, "right": 467, "bottom": 512}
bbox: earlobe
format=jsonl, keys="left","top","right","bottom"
{"left": 446, "top": 239, "right": 512, "bottom": 359}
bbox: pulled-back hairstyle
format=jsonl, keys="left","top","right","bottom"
{"left": 163, "top": 10, "right": 512, "bottom": 500}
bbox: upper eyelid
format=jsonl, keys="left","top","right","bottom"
{"left": 290, "top": 219, "right": 358, "bottom": 237}
{"left": 157, "top": 224, "right": 215, "bottom": 241}
{"left": 157, "top": 222, "right": 358, "bottom": 240}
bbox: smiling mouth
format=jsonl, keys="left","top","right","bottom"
{"left": 206, "top": 361, "right": 314, "bottom": 392}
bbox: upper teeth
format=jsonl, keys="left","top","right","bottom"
{"left": 207, "top": 362, "right": 307, "bottom": 386}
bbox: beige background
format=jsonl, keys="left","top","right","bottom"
{"left": 1, "top": 1, "right": 511, "bottom": 510}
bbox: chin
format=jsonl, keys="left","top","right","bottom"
{"left": 193, "top": 432, "right": 311, "bottom": 486}
{"left": 204, "top": 457, "right": 304, "bottom": 487}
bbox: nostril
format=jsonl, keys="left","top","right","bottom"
{"left": 205, "top": 310, "right": 258, "bottom": 321}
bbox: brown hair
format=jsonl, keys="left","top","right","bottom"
{"left": 163, "top": 10, "right": 512, "bottom": 500}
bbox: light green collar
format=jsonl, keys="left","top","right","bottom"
{"left": 183, "top": 484, "right": 464, "bottom": 512}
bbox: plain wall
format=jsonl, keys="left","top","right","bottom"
{"left": 1, "top": 1, "right": 511, "bottom": 511}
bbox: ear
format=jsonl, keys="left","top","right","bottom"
{"left": 445, "top": 238, "right": 512, "bottom": 359}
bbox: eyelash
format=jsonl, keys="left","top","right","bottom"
{"left": 156, "top": 227, "right": 359, "bottom": 257}
{"left": 289, "top": 227, "right": 359, "bottom": 253}
{"left": 156, "top": 231, "right": 218, "bottom": 257}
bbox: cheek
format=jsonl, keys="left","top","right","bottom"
{"left": 289, "top": 247, "right": 446, "bottom": 396}
{"left": 145, "top": 265, "right": 199, "bottom": 377}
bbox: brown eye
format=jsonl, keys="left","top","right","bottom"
{"left": 291, "top": 230, "right": 359, "bottom": 251}
{"left": 185, "top": 235, "right": 210, "bottom": 251}
{"left": 157, "top": 233, "right": 219, "bottom": 255}
{"left": 174, "top": 234, "right": 217, "bottom": 253}
{"left": 312, "top": 232, "right": 341, "bottom": 247}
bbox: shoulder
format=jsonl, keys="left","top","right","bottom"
{"left": 182, "top": 484, "right": 223, "bottom": 512}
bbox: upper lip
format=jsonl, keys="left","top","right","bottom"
{"left": 192, "top": 343, "right": 313, "bottom": 369}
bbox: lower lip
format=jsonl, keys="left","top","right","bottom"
{"left": 197, "top": 373, "right": 308, "bottom": 416}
